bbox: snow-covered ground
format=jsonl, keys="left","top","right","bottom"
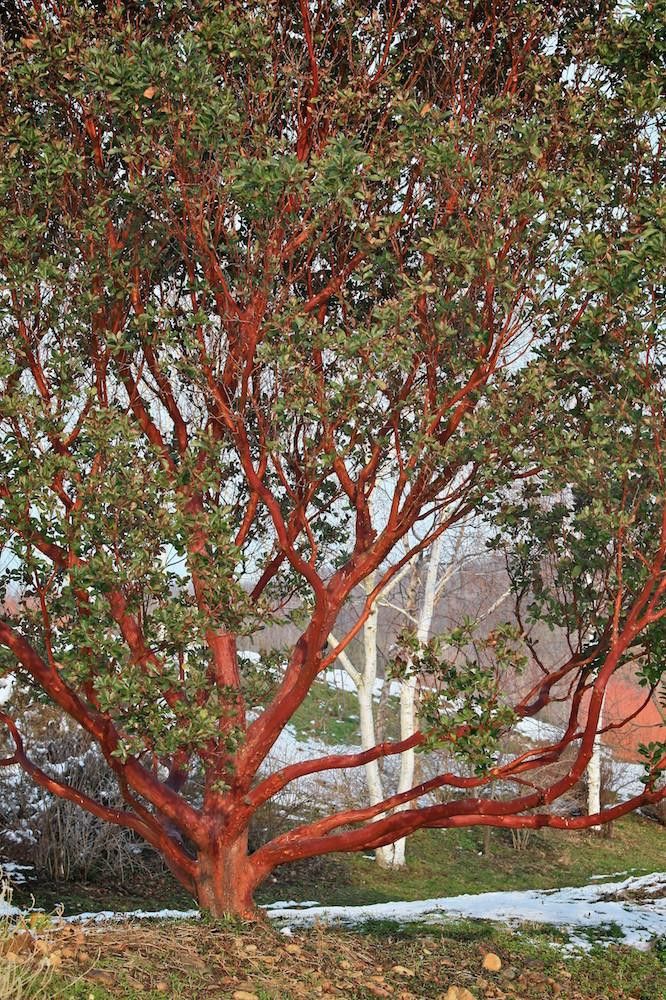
{"left": 0, "top": 861, "right": 32, "bottom": 885}
{"left": 66, "top": 907, "right": 201, "bottom": 924}
{"left": 267, "top": 871, "right": 666, "bottom": 950}
{"left": 0, "top": 898, "right": 20, "bottom": 917}
{"left": 323, "top": 668, "right": 403, "bottom": 699}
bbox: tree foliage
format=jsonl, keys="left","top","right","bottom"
{"left": 0, "top": 0, "right": 664, "bottom": 915}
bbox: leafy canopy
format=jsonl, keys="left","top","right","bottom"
{"left": 0, "top": 0, "right": 664, "bottom": 785}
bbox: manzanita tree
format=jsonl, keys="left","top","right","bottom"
{"left": 0, "top": 0, "right": 664, "bottom": 916}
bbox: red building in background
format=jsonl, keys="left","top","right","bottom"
{"left": 601, "top": 668, "right": 666, "bottom": 764}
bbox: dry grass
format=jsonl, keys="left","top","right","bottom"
{"left": 0, "top": 875, "right": 55, "bottom": 999}
{"left": 48, "top": 916, "right": 665, "bottom": 999}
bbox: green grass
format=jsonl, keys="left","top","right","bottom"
{"left": 290, "top": 678, "right": 362, "bottom": 743}
{"left": 289, "top": 678, "right": 400, "bottom": 745}
{"left": 257, "top": 813, "right": 665, "bottom": 906}
{"left": 12, "top": 868, "right": 194, "bottom": 918}
{"left": 14, "top": 813, "right": 663, "bottom": 918}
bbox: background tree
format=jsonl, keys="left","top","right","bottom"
{"left": 328, "top": 516, "right": 510, "bottom": 869}
{"left": 0, "top": 0, "right": 664, "bottom": 917}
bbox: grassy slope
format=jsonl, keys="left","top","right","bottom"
{"left": 289, "top": 679, "right": 399, "bottom": 744}
{"left": 257, "top": 814, "right": 665, "bottom": 906}
{"left": 14, "top": 815, "right": 664, "bottom": 917}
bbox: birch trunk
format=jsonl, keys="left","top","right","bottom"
{"left": 587, "top": 693, "right": 604, "bottom": 832}
{"left": 328, "top": 576, "right": 394, "bottom": 867}
{"left": 390, "top": 532, "right": 444, "bottom": 868}
{"left": 357, "top": 593, "right": 396, "bottom": 867}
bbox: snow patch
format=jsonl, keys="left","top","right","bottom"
{"left": 266, "top": 871, "right": 666, "bottom": 951}
{"left": 0, "top": 897, "right": 20, "bottom": 917}
{"left": 23, "top": 872, "right": 665, "bottom": 953}
{"left": 0, "top": 862, "right": 34, "bottom": 885}
{"left": 323, "top": 669, "right": 402, "bottom": 699}
{"left": 514, "top": 716, "right": 563, "bottom": 744}
{"left": 0, "top": 675, "right": 15, "bottom": 706}
{"left": 589, "top": 870, "right": 635, "bottom": 881}
{"left": 66, "top": 908, "right": 201, "bottom": 924}
{"left": 263, "top": 900, "right": 320, "bottom": 910}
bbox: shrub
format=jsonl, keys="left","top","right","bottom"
{"left": 0, "top": 719, "right": 153, "bottom": 885}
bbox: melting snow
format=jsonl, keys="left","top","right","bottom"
{"left": 589, "top": 870, "right": 635, "bottom": 881}
{"left": 514, "top": 716, "right": 563, "bottom": 743}
{"left": 0, "top": 675, "right": 15, "bottom": 706}
{"left": 266, "top": 871, "right": 666, "bottom": 951}
{"left": 20, "top": 872, "right": 662, "bottom": 953}
{"left": 66, "top": 908, "right": 201, "bottom": 924}
{"left": 323, "top": 668, "right": 402, "bottom": 699}
{"left": 262, "top": 900, "right": 320, "bottom": 909}
{"left": 0, "top": 897, "right": 20, "bottom": 917}
{"left": 0, "top": 861, "right": 34, "bottom": 885}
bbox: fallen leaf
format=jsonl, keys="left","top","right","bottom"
{"left": 8, "top": 931, "right": 33, "bottom": 954}
{"left": 366, "top": 985, "right": 392, "bottom": 998}
{"left": 21, "top": 36, "right": 39, "bottom": 48}
{"left": 391, "top": 965, "right": 415, "bottom": 977}
{"left": 442, "top": 989, "right": 475, "bottom": 1000}
{"left": 86, "top": 969, "right": 116, "bottom": 987}
{"left": 483, "top": 952, "right": 502, "bottom": 973}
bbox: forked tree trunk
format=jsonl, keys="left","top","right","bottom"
{"left": 193, "top": 829, "right": 260, "bottom": 919}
